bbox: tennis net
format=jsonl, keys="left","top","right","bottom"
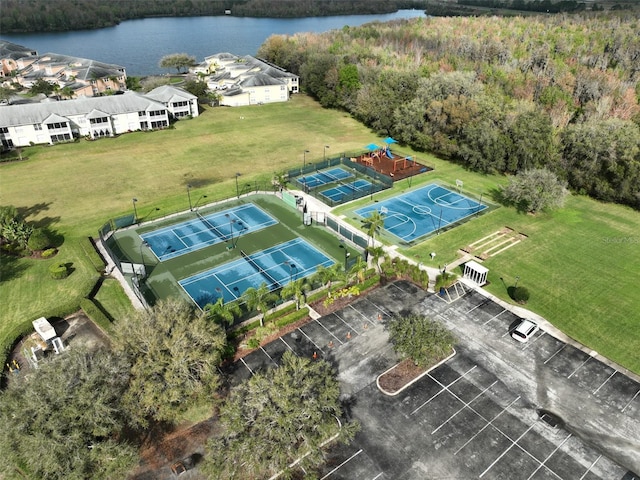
{"left": 196, "top": 212, "right": 227, "bottom": 241}
{"left": 240, "top": 250, "right": 281, "bottom": 289}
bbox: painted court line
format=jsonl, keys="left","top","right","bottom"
{"left": 411, "top": 366, "right": 477, "bottom": 416}
{"left": 567, "top": 356, "right": 592, "bottom": 379}
{"left": 544, "top": 344, "right": 566, "bottom": 364}
{"left": 593, "top": 370, "right": 617, "bottom": 395}
{"left": 454, "top": 395, "right": 521, "bottom": 455}
{"left": 431, "top": 381, "right": 498, "bottom": 434}
{"left": 320, "top": 449, "right": 363, "bottom": 480}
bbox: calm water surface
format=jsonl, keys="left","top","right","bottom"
{"left": 1, "top": 11, "right": 425, "bottom": 76}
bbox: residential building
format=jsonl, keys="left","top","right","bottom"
{"left": 0, "top": 91, "right": 174, "bottom": 148}
{"left": 195, "top": 53, "right": 299, "bottom": 107}
{"left": 144, "top": 85, "right": 199, "bottom": 118}
{"left": 0, "top": 40, "right": 127, "bottom": 98}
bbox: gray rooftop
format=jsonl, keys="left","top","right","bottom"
{"left": 0, "top": 92, "right": 166, "bottom": 127}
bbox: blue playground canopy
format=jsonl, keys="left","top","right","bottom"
{"left": 365, "top": 143, "right": 379, "bottom": 151}
{"left": 383, "top": 137, "right": 398, "bottom": 145}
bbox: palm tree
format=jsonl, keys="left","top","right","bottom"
{"left": 204, "top": 297, "right": 241, "bottom": 326}
{"left": 314, "top": 263, "right": 343, "bottom": 296}
{"left": 361, "top": 210, "right": 385, "bottom": 247}
{"left": 272, "top": 171, "right": 289, "bottom": 191}
{"left": 280, "top": 277, "right": 311, "bottom": 310}
{"left": 349, "top": 256, "right": 368, "bottom": 284}
{"left": 366, "top": 245, "right": 387, "bottom": 274}
{"left": 242, "top": 283, "right": 277, "bottom": 326}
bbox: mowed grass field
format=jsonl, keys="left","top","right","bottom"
{"left": 337, "top": 150, "right": 640, "bottom": 374}
{"left": 1, "top": 94, "right": 639, "bottom": 373}
{"left": 0, "top": 95, "right": 379, "bottom": 359}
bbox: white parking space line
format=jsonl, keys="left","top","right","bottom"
{"left": 521, "top": 330, "right": 545, "bottom": 351}
{"left": 431, "top": 381, "right": 498, "bottom": 434}
{"left": 260, "top": 346, "right": 279, "bottom": 366}
{"left": 298, "top": 327, "right": 325, "bottom": 353}
{"left": 348, "top": 303, "right": 377, "bottom": 326}
{"left": 567, "top": 356, "right": 592, "bottom": 379}
{"left": 454, "top": 396, "right": 521, "bottom": 455}
{"left": 370, "top": 473, "right": 384, "bottom": 480}
{"left": 314, "top": 318, "right": 344, "bottom": 345}
{"left": 320, "top": 449, "right": 363, "bottom": 480}
{"left": 334, "top": 311, "right": 359, "bottom": 331}
{"left": 593, "top": 370, "right": 617, "bottom": 394}
{"left": 365, "top": 297, "right": 394, "bottom": 317}
{"left": 465, "top": 300, "right": 488, "bottom": 314}
{"left": 240, "top": 357, "right": 254, "bottom": 375}
{"left": 525, "top": 433, "right": 572, "bottom": 480}
{"left": 483, "top": 309, "right": 506, "bottom": 325}
{"left": 411, "top": 366, "right": 477, "bottom": 416}
{"left": 578, "top": 454, "right": 602, "bottom": 480}
{"left": 279, "top": 336, "right": 295, "bottom": 352}
{"left": 544, "top": 344, "right": 566, "bottom": 364}
{"left": 479, "top": 422, "right": 537, "bottom": 478}
{"left": 621, "top": 388, "right": 640, "bottom": 413}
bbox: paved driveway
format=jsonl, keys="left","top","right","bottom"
{"left": 230, "top": 281, "right": 640, "bottom": 479}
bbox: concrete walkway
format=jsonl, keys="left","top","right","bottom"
{"left": 294, "top": 188, "right": 640, "bottom": 384}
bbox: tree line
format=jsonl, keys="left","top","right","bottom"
{"left": 258, "top": 13, "right": 640, "bottom": 209}
{"left": 0, "top": 0, "right": 406, "bottom": 33}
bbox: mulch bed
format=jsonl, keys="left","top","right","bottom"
{"left": 230, "top": 284, "right": 381, "bottom": 362}
{"left": 377, "top": 359, "right": 426, "bottom": 394}
{"left": 378, "top": 348, "right": 454, "bottom": 394}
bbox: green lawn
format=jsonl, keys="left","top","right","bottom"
{"left": 1, "top": 94, "right": 639, "bottom": 373}
{"left": 0, "top": 95, "right": 379, "bottom": 362}
{"left": 337, "top": 154, "right": 640, "bottom": 373}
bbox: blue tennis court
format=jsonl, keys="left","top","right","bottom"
{"left": 297, "top": 167, "right": 354, "bottom": 189}
{"left": 321, "top": 179, "right": 373, "bottom": 202}
{"left": 179, "top": 238, "right": 334, "bottom": 309}
{"left": 355, "top": 184, "right": 486, "bottom": 242}
{"left": 141, "top": 203, "right": 277, "bottom": 261}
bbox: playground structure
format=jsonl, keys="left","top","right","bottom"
{"left": 351, "top": 139, "right": 431, "bottom": 181}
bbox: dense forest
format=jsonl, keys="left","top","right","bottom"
{"left": 0, "top": 0, "right": 426, "bottom": 33}
{"left": 257, "top": 14, "right": 640, "bottom": 209}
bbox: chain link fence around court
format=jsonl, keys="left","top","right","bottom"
{"left": 287, "top": 155, "right": 393, "bottom": 207}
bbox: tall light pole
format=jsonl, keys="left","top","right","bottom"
{"left": 235, "top": 172, "right": 241, "bottom": 198}
{"left": 302, "top": 150, "right": 310, "bottom": 190}
{"left": 187, "top": 184, "right": 193, "bottom": 211}
{"left": 284, "top": 261, "right": 295, "bottom": 284}
{"left": 324, "top": 145, "right": 330, "bottom": 163}
{"left": 139, "top": 240, "right": 149, "bottom": 279}
{"left": 339, "top": 244, "right": 350, "bottom": 270}
{"left": 515, "top": 276, "right": 520, "bottom": 288}
{"left": 132, "top": 197, "right": 138, "bottom": 223}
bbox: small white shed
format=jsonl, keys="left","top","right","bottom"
{"left": 463, "top": 260, "right": 489, "bottom": 286}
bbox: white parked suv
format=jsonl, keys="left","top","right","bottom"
{"left": 511, "top": 319, "right": 539, "bottom": 343}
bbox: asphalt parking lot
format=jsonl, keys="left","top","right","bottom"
{"left": 230, "top": 280, "right": 640, "bottom": 479}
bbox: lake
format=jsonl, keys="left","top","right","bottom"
{"left": 1, "top": 10, "right": 425, "bottom": 77}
